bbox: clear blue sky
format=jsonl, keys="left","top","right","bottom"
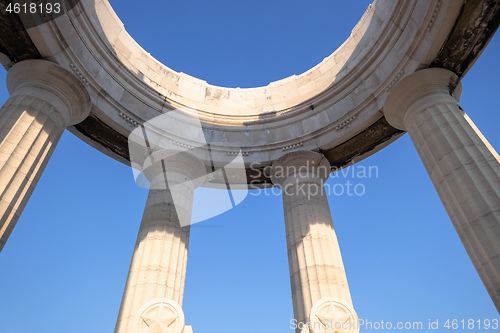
{"left": 0, "top": 1, "right": 499, "bottom": 332}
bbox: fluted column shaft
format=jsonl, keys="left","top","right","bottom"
{"left": 115, "top": 151, "right": 206, "bottom": 333}
{"left": 271, "top": 151, "right": 352, "bottom": 329}
{"left": 0, "top": 60, "right": 91, "bottom": 252}
{"left": 385, "top": 68, "right": 500, "bottom": 312}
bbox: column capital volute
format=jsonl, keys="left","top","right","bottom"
{"left": 142, "top": 149, "right": 207, "bottom": 189}
{"left": 384, "top": 68, "right": 463, "bottom": 130}
{"left": 6, "top": 59, "right": 91, "bottom": 126}
{"left": 270, "top": 150, "right": 331, "bottom": 187}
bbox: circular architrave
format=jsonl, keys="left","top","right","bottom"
{"left": 19, "top": 0, "right": 465, "bottom": 186}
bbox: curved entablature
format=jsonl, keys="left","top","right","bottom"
{"left": 5, "top": 0, "right": 469, "bottom": 186}
{"left": 94, "top": 0, "right": 376, "bottom": 116}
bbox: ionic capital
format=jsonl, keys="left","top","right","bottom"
{"left": 270, "top": 151, "right": 330, "bottom": 188}
{"left": 6, "top": 59, "right": 91, "bottom": 126}
{"left": 384, "top": 68, "right": 463, "bottom": 130}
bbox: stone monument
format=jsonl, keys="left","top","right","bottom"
{"left": 0, "top": 0, "right": 499, "bottom": 332}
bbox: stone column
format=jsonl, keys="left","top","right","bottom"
{"left": 385, "top": 68, "right": 500, "bottom": 312}
{"left": 0, "top": 60, "right": 91, "bottom": 252}
{"left": 115, "top": 150, "right": 206, "bottom": 333}
{"left": 271, "top": 151, "right": 355, "bottom": 332}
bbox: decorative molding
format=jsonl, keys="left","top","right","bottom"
{"left": 119, "top": 112, "right": 139, "bottom": 127}
{"left": 69, "top": 63, "right": 89, "bottom": 87}
{"left": 336, "top": 115, "right": 358, "bottom": 131}
{"left": 351, "top": 3, "right": 374, "bottom": 35}
{"left": 45, "top": 0, "right": 466, "bottom": 176}
{"left": 427, "top": 0, "right": 442, "bottom": 31}
{"left": 282, "top": 142, "right": 304, "bottom": 152}
{"left": 259, "top": 111, "right": 277, "bottom": 119}
{"left": 386, "top": 70, "right": 405, "bottom": 92}
{"left": 227, "top": 151, "right": 250, "bottom": 157}
{"left": 173, "top": 141, "right": 195, "bottom": 150}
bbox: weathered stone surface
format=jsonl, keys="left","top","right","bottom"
{"left": 115, "top": 151, "right": 204, "bottom": 333}
{"left": 72, "top": 115, "right": 130, "bottom": 162}
{"left": 322, "top": 117, "right": 404, "bottom": 169}
{"left": 0, "top": 1, "right": 498, "bottom": 177}
{"left": 114, "top": 187, "right": 191, "bottom": 333}
{"left": 385, "top": 67, "right": 500, "bottom": 312}
{"left": 431, "top": 0, "right": 500, "bottom": 78}
{"left": 0, "top": 94, "right": 63, "bottom": 251}
{"left": 0, "top": 0, "right": 41, "bottom": 68}
{"left": 0, "top": 60, "right": 90, "bottom": 252}
{"left": 271, "top": 151, "right": 353, "bottom": 331}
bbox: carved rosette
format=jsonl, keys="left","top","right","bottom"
{"left": 137, "top": 299, "right": 185, "bottom": 333}
{"left": 309, "top": 298, "right": 359, "bottom": 333}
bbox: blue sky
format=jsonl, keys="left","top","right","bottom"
{"left": 0, "top": 1, "right": 499, "bottom": 332}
